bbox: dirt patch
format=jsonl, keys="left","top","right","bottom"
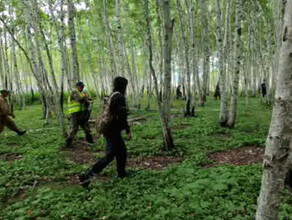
{"left": 128, "top": 156, "right": 183, "bottom": 171}
{"left": 211, "top": 132, "right": 232, "bottom": 139}
{"left": 61, "top": 136, "right": 104, "bottom": 165}
{"left": 61, "top": 138, "right": 183, "bottom": 170}
{"left": 72, "top": 151, "right": 97, "bottom": 164}
{"left": 171, "top": 124, "right": 190, "bottom": 130}
{"left": 201, "top": 146, "right": 264, "bottom": 168}
{"left": 0, "top": 153, "right": 23, "bottom": 161}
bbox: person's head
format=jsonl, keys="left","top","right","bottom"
{"left": 76, "top": 82, "right": 85, "bottom": 92}
{"left": 113, "top": 76, "right": 128, "bottom": 95}
{"left": 0, "top": 90, "right": 9, "bottom": 98}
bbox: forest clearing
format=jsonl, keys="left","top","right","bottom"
{"left": 3, "top": 98, "right": 292, "bottom": 219}
{"left": 1, "top": 0, "right": 292, "bottom": 219}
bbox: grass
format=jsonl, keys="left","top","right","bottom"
{"left": 1, "top": 96, "right": 291, "bottom": 219}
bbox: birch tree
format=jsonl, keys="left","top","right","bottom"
{"left": 227, "top": 0, "right": 242, "bottom": 128}
{"left": 256, "top": 1, "right": 292, "bottom": 219}
{"left": 145, "top": 0, "right": 174, "bottom": 151}
{"left": 176, "top": 0, "right": 192, "bottom": 117}
{"left": 216, "top": 0, "right": 228, "bottom": 126}
{"left": 68, "top": 0, "right": 80, "bottom": 83}
{"left": 103, "top": 0, "right": 117, "bottom": 78}
{"left": 200, "top": 0, "right": 210, "bottom": 104}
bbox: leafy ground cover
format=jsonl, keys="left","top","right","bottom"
{"left": 1, "top": 97, "right": 292, "bottom": 219}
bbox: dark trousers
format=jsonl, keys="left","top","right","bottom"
{"left": 68, "top": 111, "right": 91, "bottom": 139}
{"left": 91, "top": 132, "right": 127, "bottom": 177}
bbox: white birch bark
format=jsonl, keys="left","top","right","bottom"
{"left": 145, "top": 0, "right": 174, "bottom": 150}
{"left": 256, "top": 1, "right": 292, "bottom": 219}
{"left": 200, "top": 0, "right": 210, "bottom": 102}
{"left": 227, "top": 0, "right": 242, "bottom": 128}
{"left": 104, "top": 0, "right": 117, "bottom": 77}
{"left": 217, "top": 0, "right": 228, "bottom": 126}
{"left": 68, "top": 0, "right": 80, "bottom": 82}
{"left": 176, "top": 0, "right": 192, "bottom": 116}
{"left": 49, "top": 0, "right": 68, "bottom": 136}
{"left": 185, "top": 0, "right": 198, "bottom": 115}
{"left": 0, "top": 32, "right": 4, "bottom": 89}
{"left": 156, "top": 0, "right": 164, "bottom": 100}
{"left": 115, "top": 0, "right": 125, "bottom": 76}
{"left": 160, "top": 0, "right": 175, "bottom": 150}
{"left": 3, "top": 29, "right": 10, "bottom": 91}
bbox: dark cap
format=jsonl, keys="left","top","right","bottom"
{"left": 76, "top": 82, "right": 85, "bottom": 87}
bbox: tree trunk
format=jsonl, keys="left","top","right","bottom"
{"left": 156, "top": 0, "right": 164, "bottom": 101}
{"left": 227, "top": 0, "right": 242, "bottom": 128}
{"left": 217, "top": 0, "right": 228, "bottom": 126}
{"left": 0, "top": 33, "right": 4, "bottom": 89}
{"left": 200, "top": 0, "right": 210, "bottom": 103}
{"left": 104, "top": 0, "right": 117, "bottom": 77}
{"left": 68, "top": 0, "right": 80, "bottom": 82}
{"left": 115, "top": 0, "right": 125, "bottom": 77}
{"left": 185, "top": 0, "right": 197, "bottom": 116}
{"left": 256, "top": 1, "right": 292, "bottom": 219}
{"left": 160, "top": 0, "right": 175, "bottom": 150}
{"left": 49, "top": 0, "right": 68, "bottom": 137}
{"left": 145, "top": 0, "right": 174, "bottom": 151}
{"left": 176, "top": 0, "right": 192, "bottom": 117}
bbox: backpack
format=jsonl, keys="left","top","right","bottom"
{"left": 96, "top": 92, "right": 120, "bottom": 134}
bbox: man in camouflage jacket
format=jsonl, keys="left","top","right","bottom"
{"left": 0, "top": 90, "right": 26, "bottom": 135}
{"left": 65, "top": 82, "right": 94, "bottom": 148}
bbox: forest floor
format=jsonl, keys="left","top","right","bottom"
{"left": 1, "top": 97, "right": 292, "bottom": 219}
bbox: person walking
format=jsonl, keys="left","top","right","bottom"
{"left": 65, "top": 82, "right": 94, "bottom": 149}
{"left": 0, "top": 90, "right": 26, "bottom": 135}
{"left": 79, "top": 76, "right": 132, "bottom": 187}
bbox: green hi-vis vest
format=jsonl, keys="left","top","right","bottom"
{"left": 67, "top": 90, "right": 85, "bottom": 115}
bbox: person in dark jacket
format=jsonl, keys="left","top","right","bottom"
{"left": 261, "top": 79, "right": 267, "bottom": 98}
{"left": 79, "top": 76, "right": 132, "bottom": 187}
{"left": 176, "top": 85, "right": 182, "bottom": 99}
{"left": 214, "top": 82, "right": 221, "bottom": 100}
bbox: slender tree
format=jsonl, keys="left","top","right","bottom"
{"left": 256, "top": 1, "right": 292, "bottom": 219}
{"left": 145, "top": 0, "right": 174, "bottom": 150}
{"left": 68, "top": 0, "right": 80, "bottom": 82}
{"left": 227, "top": 0, "right": 242, "bottom": 128}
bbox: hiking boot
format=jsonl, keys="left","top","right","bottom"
{"left": 17, "top": 130, "right": 27, "bottom": 136}
{"left": 86, "top": 134, "right": 94, "bottom": 144}
{"left": 79, "top": 174, "right": 91, "bottom": 188}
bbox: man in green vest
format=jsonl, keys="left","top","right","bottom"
{"left": 65, "top": 82, "right": 94, "bottom": 149}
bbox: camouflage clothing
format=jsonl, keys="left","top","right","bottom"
{"left": 68, "top": 111, "right": 91, "bottom": 138}
{"left": 0, "top": 96, "right": 13, "bottom": 117}
{"left": 0, "top": 96, "right": 19, "bottom": 134}
{"left": 65, "top": 90, "right": 93, "bottom": 147}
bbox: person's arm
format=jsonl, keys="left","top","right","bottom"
{"left": 71, "top": 90, "right": 86, "bottom": 103}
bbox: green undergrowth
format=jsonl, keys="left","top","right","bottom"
{"left": 1, "top": 97, "right": 291, "bottom": 219}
